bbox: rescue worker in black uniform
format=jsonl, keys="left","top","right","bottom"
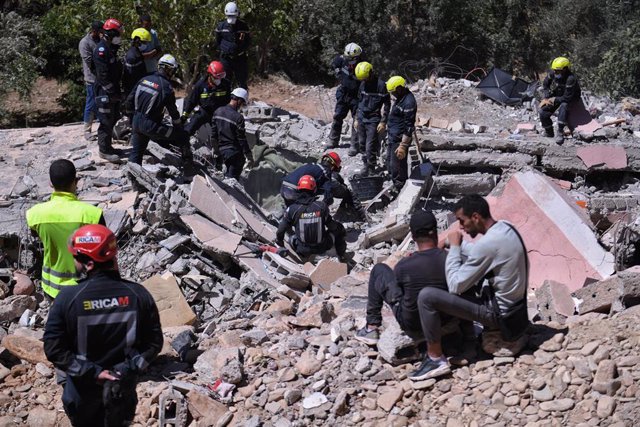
{"left": 215, "top": 2, "right": 251, "bottom": 89}
{"left": 354, "top": 61, "right": 390, "bottom": 176}
{"left": 276, "top": 175, "right": 347, "bottom": 260}
{"left": 44, "top": 224, "right": 163, "bottom": 426}
{"left": 539, "top": 56, "right": 581, "bottom": 145}
{"left": 93, "top": 18, "right": 125, "bottom": 163}
{"left": 182, "top": 61, "right": 231, "bottom": 135}
{"left": 122, "top": 28, "right": 151, "bottom": 104}
{"left": 126, "top": 54, "right": 192, "bottom": 166}
{"left": 385, "top": 76, "right": 417, "bottom": 191}
{"left": 329, "top": 42, "right": 363, "bottom": 150}
{"left": 280, "top": 152, "right": 367, "bottom": 220}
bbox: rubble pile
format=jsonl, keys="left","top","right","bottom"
{"left": 0, "top": 78, "right": 639, "bottom": 426}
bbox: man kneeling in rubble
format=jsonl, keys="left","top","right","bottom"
{"left": 411, "top": 194, "right": 529, "bottom": 381}
{"left": 276, "top": 174, "right": 348, "bottom": 262}
{"left": 355, "top": 209, "right": 448, "bottom": 345}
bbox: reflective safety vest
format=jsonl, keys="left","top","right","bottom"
{"left": 26, "top": 192, "right": 103, "bottom": 298}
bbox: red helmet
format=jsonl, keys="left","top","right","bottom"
{"left": 207, "top": 61, "right": 226, "bottom": 79}
{"left": 298, "top": 175, "right": 317, "bottom": 192}
{"left": 68, "top": 224, "right": 118, "bottom": 263}
{"left": 103, "top": 18, "right": 123, "bottom": 33}
{"left": 322, "top": 151, "right": 342, "bottom": 171}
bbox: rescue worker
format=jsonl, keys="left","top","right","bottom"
{"left": 44, "top": 224, "right": 163, "bottom": 426}
{"left": 127, "top": 54, "right": 192, "bottom": 166}
{"left": 329, "top": 42, "right": 362, "bottom": 150}
{"left": 93, "top": 18, "right": 125, "bottom": 163}
{"left": 182, "top": 61, "right": 231, "bottom": 136}
{"left": 276, "top": 175, "right": 347, "bottom": 261}
{"left": 539, "top": 56, "right": 581, "bottom": 145}
{"left": 215, "top": 2, "right": 251, "bottom": 89}
{"left": 280, "top": 152, "right": 367, "bottom": 220}
{"left": 386, "top": 76, "right": 417, "bottom": 191}
{"left": 122, "top": 28, "right": 152, "bottom": 105}
{"left": 26, "top": 159, "right": 104, "bottom": 299}
{"left": 210, "top": 87, "right": 255, "bottom": 179}
{"left": 354, "top": 61, "right": 390, "bottom": 176}
{"left": 78, "top": 20, "right": 103, "bottom": 141}
{"left": 139, "top": 14, "right": 162, "bottom": 73}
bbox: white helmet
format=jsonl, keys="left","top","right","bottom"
{"left": 225, "top": 2, "right": 239, "bottom": 16}
{"left": 344, "top": 42, "right": 362, "bottom": 59}
{"left": 231, "top": 87, "right": 248, "bottom": 103}
{"left": 158, "top": 54, "right": 178, "bottom": 71}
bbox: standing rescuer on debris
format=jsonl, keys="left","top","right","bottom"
{"left": 93, "top": 18, "right": 125, "bottom": 163}
{"left": 122, "top": 28, "right": 152, "bottom": 108}
{"left": 354, "top": 61, "right": 390, "bottom": 176}
{"left": 139, "top": 14, "right": 162, "bottom": 73}
{"left": 126, "top": 54, "right": 193, "bottom": 167}
{"left": 210, "top": 87, "right": 255, "bottom": 179}
{"left": 386, "top": 76, "right": 417, "bottom": 191}
{"left": 182, "top": 61, "right": 231, "bottom": 136}
{"left": 276, "top": 175, "right": 348, "bottom": 261}
{"left": 354, "top": 209, "right": 448, "bottom": 345}
{"left": 78, "top": 20, "right": 103, "bottom": 141}
{"left": 539, "top": 56, "right": 581, "bottom": 145}
{"left": 26, "top": 160, "right": 104, "bottom": 300}
{"left": 44, "top": 224, "right": 163, "bottom": 426}
{"left": 215, "top": 2, "right": 251, "bottom": 89}
{"left": 411, "top": 195, "right": 529, "bottom": 381}
{"left": 329, "top": 42, "right": 363, "bottom": 151}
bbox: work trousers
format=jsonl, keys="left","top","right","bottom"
{"left": 357, "top": 121, "right": 381, "bottom": 168}
{"left": 220, "top": 54, "right": 248, "bottom": 89}
{"left": 417, "top": 287, "right": 498, "bottom": 344}
{"left": 387, "top": 140, "right": 408, "bottom": 190}
{"left": 184, "top": 109, "right": 212, "bottom": 136}
{"left": 83, "top": 83, "right": 96, "bottom": 125}
{"left": 62, "top": 376, "right": 137, "bottom": 427}
{"left": 221, "top": 150, "right": 246, "bottom": 179}
{"left": 129, "top": 113, "right": 189, "bottom": 164}
{"left": 539, "top": 101, "right": 570, "bottom": 128}
{"left": 329, "top": 92, "right": 358, "bottom": 147}
{"left": 95, "top": 90, "right": 120, "bottom": 153}
{"left": 290, "top": 234, "right": 334, "bottom": 258}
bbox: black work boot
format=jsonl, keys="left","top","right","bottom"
{"left": 348, "top": 141, "right": 359, "bottom": 157}
{"left": 543, "top": 126, "right": 554, "bottom": 138}
{"left": 329, "top": 122, "right": 341, "bottom": 148}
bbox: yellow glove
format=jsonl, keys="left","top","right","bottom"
{"left": 377, "top": 122, "right": 386, "bottom": 133}
{"left": 540, "top": 97, "right": 555, "bottom": 108}
{"left": 354, "top": 119, "right": 359, "bottom": 129}
{"left": 395, "top": 145, "right": 407, "bottom": 160}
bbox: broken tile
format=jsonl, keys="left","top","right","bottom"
{"left": 142, "top": 274, "right": 196, "bottom": 327}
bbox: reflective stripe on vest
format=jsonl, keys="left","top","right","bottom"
{"left": 26, "top": 192, "right": 103, "bottom": 298}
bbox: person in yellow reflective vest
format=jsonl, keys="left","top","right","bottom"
{"left": 26, "top": 159, "right": 104, "bottom": 299}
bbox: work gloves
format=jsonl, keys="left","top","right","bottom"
{"left": 377, "top": 122, "right": 386, "bottom": 133}
{"left": 395, "top": 134, "right": 411, "bottom": 160}
{"left": 539, "top": 97, "right": 555, "bottom": 108}
{"left": 354, "top": 119, "right": 359, "bottom": 130}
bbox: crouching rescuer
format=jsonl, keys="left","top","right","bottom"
{"left": 44, "top": 224, "right": 163, "bottom": 426}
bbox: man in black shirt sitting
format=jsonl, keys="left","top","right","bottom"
{"left": 355, "top": 209, "right": 448, "bottom": 344}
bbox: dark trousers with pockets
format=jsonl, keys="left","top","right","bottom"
{"left": 417, "top": 287, "right": 499, "bottom": 344}
{"left": 387, "top": 140, "right": 408, "bottom": 190}
{"left": 222, "top": 150, "right": 246, "bottom": 179}
{"left": 221, "top": 54, "right": 248, "bottom": 89}
{"left": 95, "top": 90, "right": 120, "bottom": 153}
{"left": 129, "top": 113, "right": 189, "bottom": 164}
{"left": 358, "top": 121, "right": 380, "bottom": 168}
{"left": 539, "top": 101, "right": 570, "bottom": 128}
{"left": 329, "top": 92, "right": 358, "bottom": 146}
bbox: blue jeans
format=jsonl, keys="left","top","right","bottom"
{"left": 83, "top": 83, "right": 96, "bottom": 124}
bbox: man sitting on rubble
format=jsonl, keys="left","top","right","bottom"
{"left": 280, "top": 152, "right": 366, "bottom": 220}
{"left": 410, "top": 194, "right": 529, "bottom": 381}
{"left": 276, "top": 175, "right": 348, "bottom": 261}
{"left": 355, "top": 209, "right": 448, "bottom": 345}
{"left": 26, "top": 159, "right": 104, "bottom": 300}
{"left": 539, "top": 56, "right": 581, "bottom": 145}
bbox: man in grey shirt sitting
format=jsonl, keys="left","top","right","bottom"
{"left": 410, "top": 194, "right": 529, "bottom": 381}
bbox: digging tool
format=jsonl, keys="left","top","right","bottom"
{"left": 236, "top": 241, "right": 290, "bottom": 258}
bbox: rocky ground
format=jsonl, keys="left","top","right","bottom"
{"left": 0, "top": 76, "right": 640, "bottom": 426}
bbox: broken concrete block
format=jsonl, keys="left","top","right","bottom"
{"left": 364, "top": 215, "right": 410, "bottom": 248}
{"left": 592, "top": 360, "right": 621, "bottom": 396}
{"left": 262, "top": 251, "right": 310, "bottom": 290}
{"left": 193, "top": 346, "right": 243, "bottom": 383}
{"left": 290, "top": 300, "right": 335, "bottom": 328}
{"left": 386, "top": 179, "right": 429, "bottom": 220}
{"left": 429, "top": 118, "right": 449, "bottom": 129}
{"left": 182, "top": 214, "right": 241, "bottom": 256}
{"left": 142, "top": 274, "right": 196, "bottom": 328}
{"left": 309, "top": 259, "right": 348, "bottom": 291}
{"left": 470, "top": 124, "right": 487, "bottom": 134}
{"left": 447, "top": 120, "right": 466, "bottom": 132}
{"left": 377, "top": 321, "right": 421, "bottom": 365}
{"left": 577, "top": 146, "right": 627, "bottom": 169}
{"left": 516, "top": 123, "right": 536, "bottom": 133}
{"left": 535, "top": 280, "right": 576, "bottom": 323}
{"left": 186, "top": 390, "right": 230, "bottom": 425}
{"left": 0, "top": 295, "right": 36, "bottom": 322}
{"left": 189, "top": 175, "right": 237, "bottom": 229}
{"left": 12, "top": 272, "right": 34, "bottom": 296}
{"left": 1, "top": 334, "right": 49, "bottom": 365}
{"left": 574, "top": 268, "right": 640, "bottom": 314}
{"left": 487, "top": 170, "right": 614, "bottom": 290}
{"left": 429, "top": 150, "right": 536, "bottom": 170}
{"left": 433, "top": 173, "right": 498, "bottom": 196}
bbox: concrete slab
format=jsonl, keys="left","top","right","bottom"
{"left": 574, "top": 268, "right": 640, "bottom": 314}
{"left": 142, "top": 274, "right": 196, "bottom": 328}
{"left": 487, "top": 170, "right": 614, "bottom": 291}
{"left": 181, "top": 214, "right": 242, "bottom": 255}
{"left": 577, "top": 146, "right": 627, "bottom": 169}
{"left": 386, "top": 179, "right": 429, "bottom": 219}
{"left": 429, "top": 118, "right": 449, "bottom": 129}
{"left": 262, "top": 251, "right": 310, "bottom": 290}
{"left": 535, "top": 280, "right": 575, "bottom": 323}
{"left": 189, "top": 175, "right": 237, "bottom": 229}
{"left": 309, "top": 259, "right": 348, "bottom": 291}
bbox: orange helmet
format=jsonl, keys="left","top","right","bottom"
{"left": 322, "top": 151, "right": 342, "bottom": 171}
{"left": 68, "top": 224, "right": 118, "bottom": 263}
{"left": 103, "top": 18, "right": 123, "bottom": 33}
{"left": 207, "top": 61, "right": 226, "bottom": 79}
{"left": 298, "top": 175, "right": 317, "bottom": 192}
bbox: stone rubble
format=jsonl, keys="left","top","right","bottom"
{"left": 0, "top": 79, "right": 638, "bottom": 425}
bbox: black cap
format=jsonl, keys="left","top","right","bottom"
{"left": 410, "top": 209, "right": 438, "bottom": 235}
{"left": 91, "top": 21, "right": 104, "bottom": 31}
